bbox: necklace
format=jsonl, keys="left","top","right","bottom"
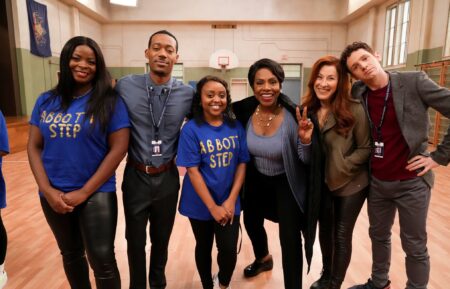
{"left": 73, "top": 88, "right": 93, "bottom": 100}
{"left": 254, "top": 104, "right": 281, "bottom": 127}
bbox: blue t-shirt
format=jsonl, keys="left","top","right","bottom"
{"left": 177, "top": 119, "right": 250, "bottom": 221}
{"left": 30, "top": 91, "right": 130, "bottom": 195}
{"left": 0, "top": 111, "right": 10, "bottom": 208}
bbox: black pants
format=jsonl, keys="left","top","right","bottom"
{"left": 189, "top": 217, "right": 240, "bottom": 289}
{"left": 122, "top": 165, "right": 180, "bottom": 289}
{"left": 243, "top": 172, "right": 304, "bottom": 289}
{"left": 0, "top": 211, "right": 6, "bottom": 264}
{"left": 41, "top": 192, "right": 120, "bottom": 289}
{"left": 318, "top": 187, "right": 368, "bottom": 287}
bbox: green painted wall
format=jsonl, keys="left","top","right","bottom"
{"left": 404, "top": 47, "right": 443, "bottom": 71}
{"left": 108, "top": 67, "right": 145, "bottom": 80}
{"left": 16, "top": 48, "right": 59, "bottom": 116}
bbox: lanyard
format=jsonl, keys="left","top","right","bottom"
{"left": 145, "top": 76, "right": 173, "bottom": 139}
{"left": 365, "top": 81, "right": 390, "bottom": 142}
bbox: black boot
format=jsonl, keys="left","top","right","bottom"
{"left": 310, "top": 269, "right": 331, "bottom": 289}
{"left": 243, "top": 255, "right": 273, "bottom": 278}
{"left": 328, "top": 276, "right": 343, "bottom": 289}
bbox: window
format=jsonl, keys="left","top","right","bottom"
{"left": 281, "top": 64, "right": 303, "bottom": 104}
{"left": 444, "top": 7, "right": 450, "bottom": 57}
{"left": 383, "top": 0, "right": 411, "bottom": 66}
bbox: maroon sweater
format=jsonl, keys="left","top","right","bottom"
{"left": 367, "top": 86, "right": 417, "bottom": 181}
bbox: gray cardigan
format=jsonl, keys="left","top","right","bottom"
{"left": 279, "top": 108, "right": 311, "bottom": 212}
{"left": 352, "top": 71, "right": 450, "bottom": 187}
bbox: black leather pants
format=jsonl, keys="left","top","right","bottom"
{"left": 318, "top": 187, "right": 368, "bottom": 289}
{"left": 41, "top": 192, "right": 120, "bottom": 289}
{"left": 0, "top": 211, "right": 6, "bottom": 264}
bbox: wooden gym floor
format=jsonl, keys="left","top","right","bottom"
{"left": 1, "top": 151, "right": 449, "bottom": 289}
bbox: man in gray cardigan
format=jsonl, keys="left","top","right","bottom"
{"left": 340, "top": 42, "right": 450, "bottom": 289}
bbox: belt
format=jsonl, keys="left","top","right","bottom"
{"left": 127, "top": 158, "right": 175, "bottom": 175}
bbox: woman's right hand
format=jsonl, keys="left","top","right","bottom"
{"left": 45, "top": 188, "right": 74, "bottom": 214}
{"left": 209, "top": 204, "right": 230, "bottom": 226}
{"left": 296, "top": 106, "right": 314, "bottom": 144}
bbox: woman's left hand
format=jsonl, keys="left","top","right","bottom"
{"left": 296, "top": 106, "right": 314, "bottom": 144}
{"left": 221, "top": 198, "right": 235, "bottom": 225}
{"left": 62, "top": 189, "right": 89, "bottom": 207}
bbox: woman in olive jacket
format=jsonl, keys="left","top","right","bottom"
{"left": 302, "top": 56, "right": 371, "bottom": 289}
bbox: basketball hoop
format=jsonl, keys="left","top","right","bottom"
{"left": 220, "top": 64, "right": 228, "bottom": 73}
{"left": 218, "top": 56, "right": 229, "bottom": 73}
{"left": 209, "top": 50, "right": 239, "bottom": 71}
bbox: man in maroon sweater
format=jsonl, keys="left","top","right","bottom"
{"left": 340, "top": 42, "right": 450, "bottom": 289}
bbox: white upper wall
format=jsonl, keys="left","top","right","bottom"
{"left": 60, "top": 0, "right": 111, "bottom": 21}
{"left": 347, "top": 6, "right": 379, "bottom": 48}
{"left": 346, "top": 0, "right": 450, "bottom": 58}
{"left": 108, "top": 0, "right": 347, "bottom": 22}
{"left": 11, "top": 0, "right": 450, "bottom": 66}
{"left": 348, "top": 0, "right": 372, "bottom": 14}
{"left": 428, "top": 0, "right": 450, "bottom": 49}
{"left": 74, "top": 0, "right": 110, "bottom": 18}
{"left": 102, "top": 23, "right": 347, "bottom": 68}
{"left": 79, "top": 12, "right": 103, "bottom": 42}
{"left": 12, "top": 0, "right": 103, "bottom": 56}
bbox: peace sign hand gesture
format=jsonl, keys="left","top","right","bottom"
{"left": 296, "top": 106, "right": 314, "bottom": 144}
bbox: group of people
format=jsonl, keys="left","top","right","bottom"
{"left": 0, "top": 29, "right": 445, "bottom": 289}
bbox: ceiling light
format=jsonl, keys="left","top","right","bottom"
{"left": 110, "top": 0, "right": 137, "bottom": 7}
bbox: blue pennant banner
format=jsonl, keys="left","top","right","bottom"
{"left": 26, "top": 0, "right": 52, "bottom": 57}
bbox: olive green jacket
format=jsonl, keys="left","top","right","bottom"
{"left": 321, "top": 100, "right": 371, "bottom": 195}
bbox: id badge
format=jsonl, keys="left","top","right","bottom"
{"left": 151, "top": 140, "right": 162, "bottom": 156}
{"left": 374, "top": 141, "right": 384, "bottom": 158}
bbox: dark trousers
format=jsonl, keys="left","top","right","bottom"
{"left": 41, "top": 192, "right": 120, "bottom": 289}
{"left": 317, "top": 187, "right": 368, "bottom": 288}
{"left": 243, "top": 172, "right": 304, "bottom": 289}
{"left": 189, "top": 217, "right": 240, "bottom": 289}
{"left": 122, "top": 165, "right": 180, "bottom": 289}
{"left": 369, "top": 177, "right": 430, "bottom": 289}
{"left": 0, "top": 211, "right": 6, "bottom": 264}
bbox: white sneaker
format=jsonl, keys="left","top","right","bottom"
{"left": 0, "top": 270, "right": 7, "bottom": 289}
{"left": 212, "top": 273, "right": 231, "bottom": 289}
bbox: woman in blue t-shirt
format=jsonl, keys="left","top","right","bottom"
{"left": 0, "top": 110, "right": 9, "bottom": 289}
{"left": 177, "top": 76, "right": 250, "bottom": 289}
{"left": 28, "top": 36, "right": 130, "bottom": 289}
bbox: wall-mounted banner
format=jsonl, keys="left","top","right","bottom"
{"left": 26, "top": 0, "right": 51, "bottom": 57}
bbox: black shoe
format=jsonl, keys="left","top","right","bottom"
{"left": 243, "top": 256, "right": 273, "bottom": 278}
{"left": 310, "top": 274, "right": 331, "bottom": 289}
{"left": 348, "top": 279, "right": 391, "bottom": 289}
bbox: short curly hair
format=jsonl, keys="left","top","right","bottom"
{"left": 340, "top": 41, "right": 374, "bottom": 74}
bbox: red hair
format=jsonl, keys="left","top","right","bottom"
{"left": 302, "top": 55, "right": 355, "bottom": 137}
